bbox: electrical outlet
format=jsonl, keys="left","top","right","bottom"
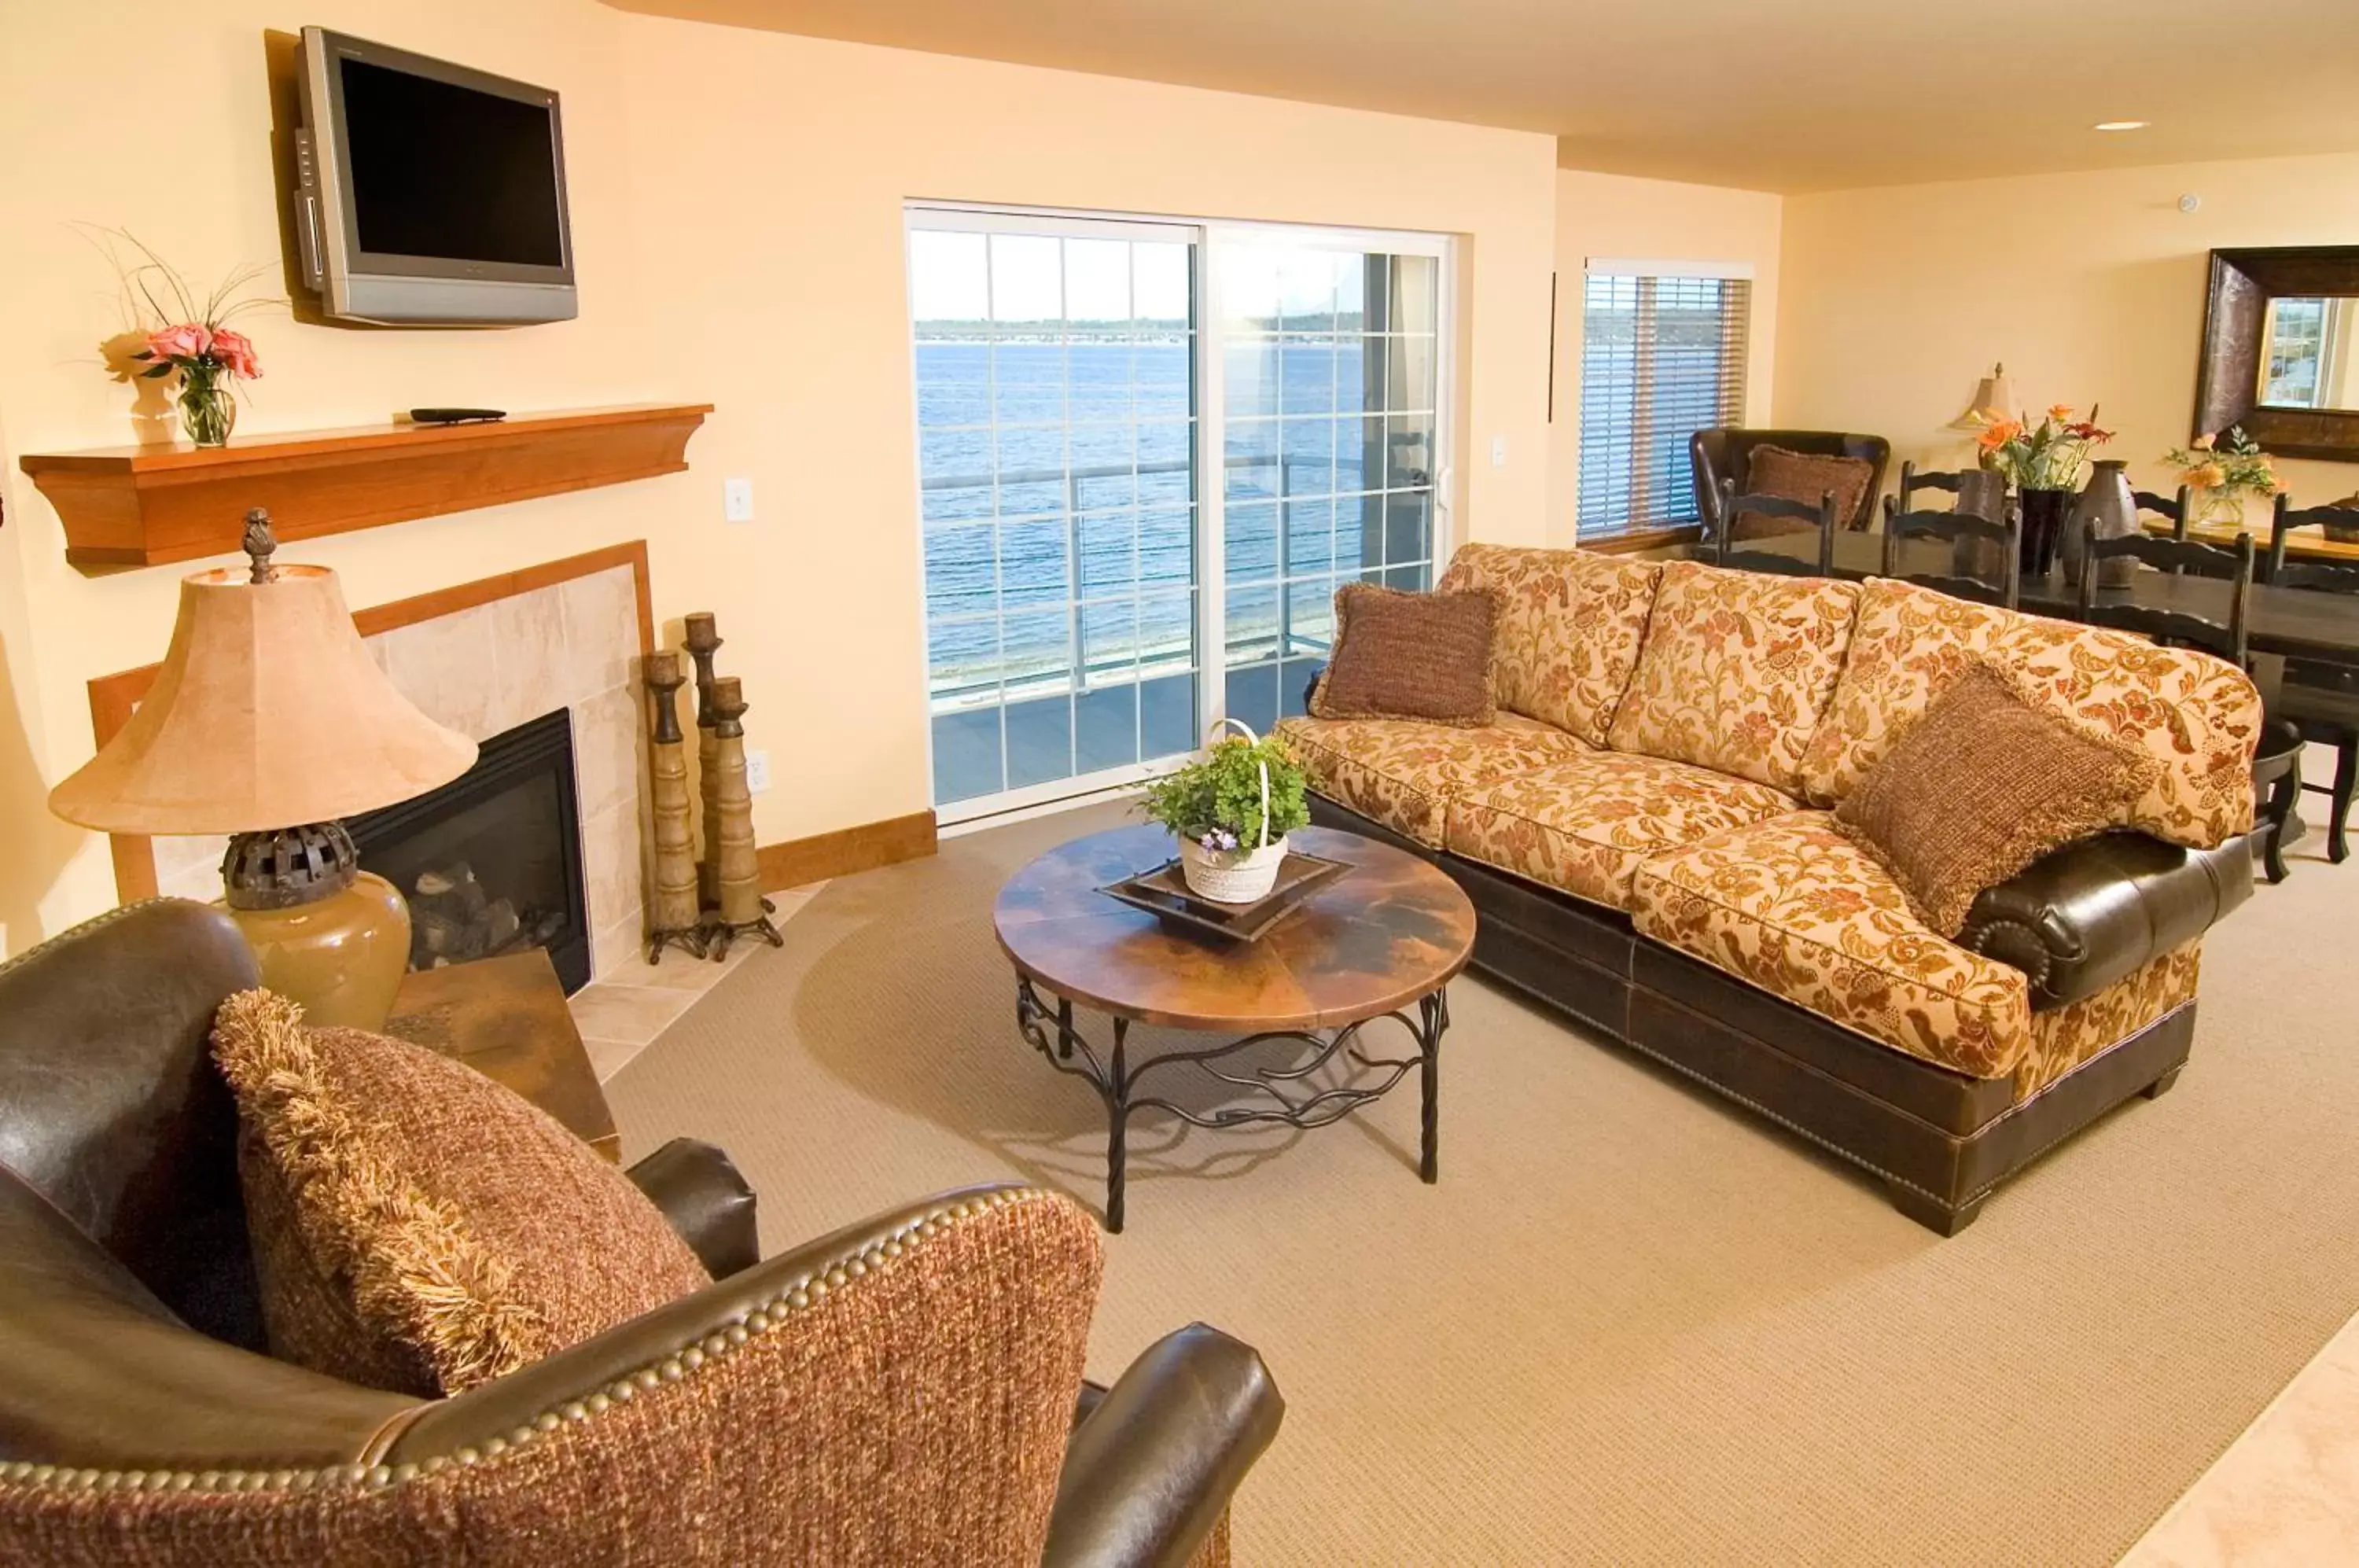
{"left": 744, "top": 748, "right": 772, "bottom": 793}
{"left": 723, "top": 477, "right": 755, "bottom": 523}
{"left": 1491, "top": 436, "right": 1508, "bottom": 468}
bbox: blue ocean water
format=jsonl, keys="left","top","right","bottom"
{"left": 916, "top": 337, "right": 1433, "bottom": 694}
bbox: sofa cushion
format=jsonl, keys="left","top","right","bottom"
{"left": 2000, "top": 615, "right": 2262, "bottom": 849}
{"left": 1798, "top": 578, "right": 2265, "bottom": 848}
{"left": 1445, "top": 751, "right": 1798, "bottom": 912}
{"left": 211, "top": 990, "right": 712, "bottom": 1397}
{"left": 1309, "top": 583, "right": 1499, "bottom": 726}
{"left": 1630, "top": 812, "right": 2033, "bottom": 1080}
{"left": 1604, "top": 561, "right": 1860, "bottom": 793}
{"left": 1797, "top": 578, "right": 2014, "bottom": 806}
{"left": 1276, "top": 711, "right": 1592, "bottom": 847}
{"left": 1435, "top": 543, "right": 1661, "bottom": 745}
{"left": 1835, "top": 661, "right": 2160, "bottom": 937}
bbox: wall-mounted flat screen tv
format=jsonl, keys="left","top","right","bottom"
{"left": 294, "top": 28, "right": 576, "bottom": 325}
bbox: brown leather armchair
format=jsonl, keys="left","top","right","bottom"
{"left": 1690, "top": 427, "right": 1892, "bottom": 536}
{"left": 0, "top": 900, "right": 1282, "bottom": 1566}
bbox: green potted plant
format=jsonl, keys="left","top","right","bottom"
{"left": 1139, "top": 721, "right": 1311, "bottom": 903}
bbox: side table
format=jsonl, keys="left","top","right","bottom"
{"left": 381, "top": 948, "right": 621, "bottom": 1162}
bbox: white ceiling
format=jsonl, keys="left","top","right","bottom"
{"left": 607, "top": 0, "right": 2359, "bottom": 192}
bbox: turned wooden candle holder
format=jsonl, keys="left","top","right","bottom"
{"left": 701, "top": 675, "right": 783, "bottom": 959}
{"left": 642, "top": 651, "right": 708, "bottom": 963}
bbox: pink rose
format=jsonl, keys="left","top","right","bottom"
{"left": 145, "top": 322, "right": 212, "bottom": 363}
{"left": 209, "top": 327, "right": 262, "bottom": 380}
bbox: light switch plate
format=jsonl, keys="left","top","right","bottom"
{"left": 745, "top": 749, "right": 772, "bottom": 793}
{"left": 723, "top": 477, "right": 754, "bottom": 523}
{"left": 1490, "top": 436, "right": 1508, "bottom": 468}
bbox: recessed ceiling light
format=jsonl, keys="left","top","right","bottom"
{"left": 2094, "top": 120, "right": 2149, "bottom": 132}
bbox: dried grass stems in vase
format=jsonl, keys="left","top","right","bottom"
{"left": 84, "top": 226, "right": 276, "bottom": 448}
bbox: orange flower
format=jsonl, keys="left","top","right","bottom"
{"left": 2187, "top": 462, "right": 2227, "bottom": 489}
{"left": 1975, "top": 418, "right": 2022, "bottom": 452}
{"left": 2048, "top": 403, "right": 2074, "bottom": 421}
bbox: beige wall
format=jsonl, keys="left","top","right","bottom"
{"left": 1775, "top": 150, "right": 2359, "bottom": 504}
{"left": 0, "top": 0, "right": 1559, "bottom": 952}
{"left": 1550, "top": 169, "right": 1783, "bottom": 539}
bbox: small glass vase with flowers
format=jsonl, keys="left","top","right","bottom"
{"left": 2160, "top": 426, "right": 2281, "bottom": 535}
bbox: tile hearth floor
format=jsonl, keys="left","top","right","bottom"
{"left": 566, "top": 883, "right": 824, "bottom": 1081}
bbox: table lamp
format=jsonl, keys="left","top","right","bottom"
{"left": 1949, "top": 363, "right": 2018, "bottom": 430}
{"left": 48, "top": 510, "right": 477, "bottom": 1029}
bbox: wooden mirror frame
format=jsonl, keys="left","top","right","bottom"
{"left": 2195, "top": 245, "right": 2359, "bottom": 462}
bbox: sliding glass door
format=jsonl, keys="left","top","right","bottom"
{"left": 909, "top": 210, "right": 1449, "bottom": 823}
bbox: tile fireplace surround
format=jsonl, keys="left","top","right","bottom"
{"left": 106, "top": 545, "right": 655, "bottom": 981}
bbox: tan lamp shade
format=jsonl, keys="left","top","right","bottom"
{"left": 1949, "top": 363, "right": 2018, "bottom": 430}
{"left": 49, "top": 562, "right": 477, "bottom": 835}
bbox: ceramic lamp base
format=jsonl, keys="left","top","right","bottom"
{"left": 226, "top": 869, "right": 412, "bottom": 1030}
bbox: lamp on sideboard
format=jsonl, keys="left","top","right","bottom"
{"left": 1949, "top": 362, "right": 2019, "bottom": 429}
{"left": 47, "top": 510, "right": 476, "bottom": 1029}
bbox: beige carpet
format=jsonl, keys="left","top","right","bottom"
{"left": 606, "top": 799, "right": 2359, "bottom": 1566}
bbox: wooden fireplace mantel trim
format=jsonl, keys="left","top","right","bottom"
{"left": 21, "top": 403, "right": 709, "bottom": 569}
{"left": 90, "top": 540, "right": 656, "bottom": 904}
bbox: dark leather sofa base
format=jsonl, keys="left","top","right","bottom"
{"left": 1309, "top": 797, "right": 2195, "bottom": 1235}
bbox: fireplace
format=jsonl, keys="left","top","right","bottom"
{"left": 349, "top": 709, "right": 592, "bottom": 992}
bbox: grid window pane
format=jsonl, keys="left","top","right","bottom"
{"left": 1577, "top": 273, "right": 1750, "bottom": 537}
{"left": 913, "top": 222, "right": 1201, "bottom": 812}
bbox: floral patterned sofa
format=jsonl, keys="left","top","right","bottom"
{"left": 1279, "top": 545, "right": 2261, "bottom": 1232}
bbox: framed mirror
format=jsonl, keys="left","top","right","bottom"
{"left": 2196, "top": 246, "right": 2359, "bottom": 462}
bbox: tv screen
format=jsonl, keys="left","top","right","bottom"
{"left": 296, "top": 28, "right": 576, "bottom": 324}
{"left": 341, "top": 60, "right": 564, "bottom": 268}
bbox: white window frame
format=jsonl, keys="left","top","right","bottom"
{"left": 906, "top": 203, "right": 1457, "bottom": 827}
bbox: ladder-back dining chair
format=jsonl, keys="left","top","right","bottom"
{"left": 1713, "top": 479, "right": 1835, "bottom": 577}
{"left": 1880, "top": 495, "right": 2021, "bottom": 609}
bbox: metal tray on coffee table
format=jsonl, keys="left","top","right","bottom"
{"left": 1097, "top": 851, "right": 1351, "bottom": 942}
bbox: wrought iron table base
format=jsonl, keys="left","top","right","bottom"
{"left": 1014, "top": 977, "right": 1448, "bottom": 1232}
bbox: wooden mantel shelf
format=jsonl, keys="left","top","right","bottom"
{"left": 19, "top": 403, "right": 712, "bottom": 569}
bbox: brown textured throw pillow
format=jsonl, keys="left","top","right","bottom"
{"left": 211, "top": 990, "right": 712, "bottom": 1396}
{"left": 1309, "top": 583, "right": 1499, "bottom": 726}
{"left": 1835, "top": 660, "right": 2161, "bottom": 937}
{"left": 1735, "top": 445, "right": 1875, "bottom": 536}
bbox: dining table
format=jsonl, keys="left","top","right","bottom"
{"left": 1706, "top": 528, "right": 2359, "bottom": 672}
{"left": 2140, "top": 516, "right": 2359, "bottom": 564}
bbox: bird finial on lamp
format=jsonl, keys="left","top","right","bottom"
{"left": 241, "top": 508, "right": 278, "bottom": 584}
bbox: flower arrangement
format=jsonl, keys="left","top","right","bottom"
{"left": 97, "top": 230, "right": 272, "bottom": 447}
{"left": 1974, "top": 403, "right": 2114, "bottom": 491}
{"left": 2160, "top": 426, "right": 2280, "bottom": 527}
{"left": 1139, "top": 727, "right": 1311, "bottom": 902}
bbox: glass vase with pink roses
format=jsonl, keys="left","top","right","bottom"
{"left": 101, "top": 230, "right": 271, "bottom": 447}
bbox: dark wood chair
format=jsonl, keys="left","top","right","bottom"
{"left": 1714, "top": 479, "right": 1835, "bottom": 577}
{"left": 1879, "top": 495, "right": 2022, "bottom": 609}
{"left": 2132, "top": 484, "right": 2194, "bottom": 540}
{"left": 2078, "top": 528, "right": 2303, "bottom": 882}
{"left": 2260, "top": 497, "right": 2359, "bottom": 863}
{"left": 1897, "top": 461, "right": 1984, "bottom": 512}
{"left": 1691, "top": 429, "right": 1889, "bottom": 539}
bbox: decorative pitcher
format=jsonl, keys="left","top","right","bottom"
{"left": 2064, "top": 460, "right": 2139, "bottom": 589}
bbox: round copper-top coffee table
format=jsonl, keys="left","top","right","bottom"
{"left": 993, "top": 824, "right": 1475, "bottom": 1231}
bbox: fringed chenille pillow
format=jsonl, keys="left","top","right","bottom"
{"left": 1835, "top": 659, "right": 2161, "bottom": 937}
{"left": 1309, "top": 583, "right": 1500, "bottom": 726}
{"left": 211, "top": 990, "right": 712, "bottom": 1396}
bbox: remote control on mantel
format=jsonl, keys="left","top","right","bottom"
{"left": 408, "top": 407, "right": 507, "bottom": 425}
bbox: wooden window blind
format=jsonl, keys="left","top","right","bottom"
{"left": 1577, "top": 272, "right": 1750, "bottom": 536}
